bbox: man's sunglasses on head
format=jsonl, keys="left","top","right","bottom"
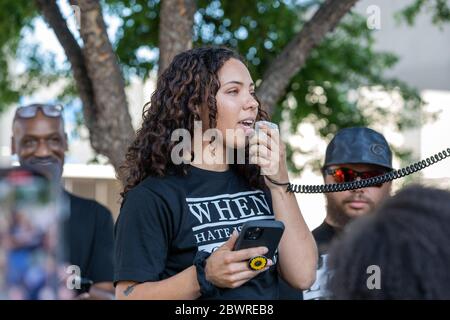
{"left": 15, "top": 104, "right": 63, "bottom": 119}
{"left": 324, "top": 167, "right": 388, "bottom": 188}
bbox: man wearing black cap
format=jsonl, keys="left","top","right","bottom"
{"left": 280, "top": 127, "right": 393, "bottom": 300}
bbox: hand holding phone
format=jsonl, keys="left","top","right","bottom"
{"left": 234, "top": 220, "right": 285, "bottom": 270}
{"left": 202, "top": 229, "right": 272, "bottom": 289}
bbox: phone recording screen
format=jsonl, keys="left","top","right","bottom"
{"left": 0, "top": 168, "right": 73, "bottom": 300}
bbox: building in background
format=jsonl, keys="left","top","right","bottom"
{"left": 1, "top": 0, "right": 449, "bottom": 227}
{"left": 284, "top": 0, "right": 450, "bottom": 229}
{"left": 0, "top": 77, "right": 154, "bottom": 220}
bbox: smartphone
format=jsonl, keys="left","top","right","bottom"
{"left": 234, "top": 220, "right": 285, "bottom": 259}
{"left": 0, "top": 167, "right": 72, "bottom": 300}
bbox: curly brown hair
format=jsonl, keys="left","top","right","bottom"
{"left": 119, "top": 47, "right": 269, "bottom": 197}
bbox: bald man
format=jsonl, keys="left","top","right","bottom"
{"left": 11, "top": 103, "right": 114, "bottom": 299}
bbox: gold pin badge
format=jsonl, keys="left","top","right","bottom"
{"left": 248, "top": 256, "right": 268, "bottom": 271}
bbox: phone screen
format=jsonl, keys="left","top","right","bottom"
{"left": 0, "top": 167, "right": 73, "bottom": 300}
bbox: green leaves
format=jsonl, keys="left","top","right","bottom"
{"left": 105, "top": 0, "right": 160, "bottom": 79}
{"left": 0, "top": 0, "right": 38, "bottom": 110}
{"left": 0, "top": 0, "right": 441, "bottom": 173}
{"left": 396, "top": 0, "right": 450, "bottom": 27}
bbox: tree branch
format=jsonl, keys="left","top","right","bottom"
{"left": 257, "top": 0, "right": 359, "bottom": 115}
{"left": 158, "top": 0, "right": 196, "bottom": 77}
{"left": 34, "top": 0, "right": 96, "bottom": 131}
{"left": 70, "top": 0, "right": 135, "bottom": 170}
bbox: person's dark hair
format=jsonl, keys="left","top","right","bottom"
{"left": 119, "top": 47, "right": 269, "bottom": 197}
{"left": 327, "top": 185, "right": 450, "bottom": 299}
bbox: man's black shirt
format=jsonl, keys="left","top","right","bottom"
{"left": 66, "top": 192, "right": 114, "bottom": 286}
{"left": 278, "top": 221, "right": 339, "bottom": 299}
{"left": 312, "top": 221, "right": 338, "bottom": 256}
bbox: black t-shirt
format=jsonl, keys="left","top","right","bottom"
{"left": 278, "top": 221, "right": 338, "bottom": 299}
{"left": 302, "top": 221, "right": 339, "bottom": 300}
{"left": 114, "top": 166, "right": 279, "bottom": 299}
{"left": 312, "top": 221, "right": 337, "bottom": 255}
{"left": 66, "top": 192, "right": 114, "bottom": 286}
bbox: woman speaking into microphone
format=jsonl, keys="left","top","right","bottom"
{"left": 114, "top": 46, "right": 317, "bottom": 300}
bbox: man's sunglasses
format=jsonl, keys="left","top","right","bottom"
{"left": 15, "top": 104, "right": 63, "bottom": 119}
{"left": 324, "top": 167, "right": 387, "bottom": 188}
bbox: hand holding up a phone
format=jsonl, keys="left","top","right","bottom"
{"left": 204, "top": 230, "right": 273, "bottom": 289}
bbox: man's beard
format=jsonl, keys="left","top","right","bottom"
{"left": 326, "top": 193, "right": 375, "bottom": 229}
{"left": 20, "top": 156, "right": 63, "bottom": 182}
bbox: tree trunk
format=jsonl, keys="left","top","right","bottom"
{"left": 37, "top": 0, "right": 135, "bottom": 171}
{"left": 158, "top": 0, "right": 196, "bottom": 77}
{"left": 73, "top": 0, "right": 134, "bottom": 170}
{"left": 35, "top": 0, "right": 97, "bottom": 145}
{"left": 257, "top": 0, "right": 359, "bottom": 115}
{"left": 36, "top": 0, "right": 357, "bottom": 173}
